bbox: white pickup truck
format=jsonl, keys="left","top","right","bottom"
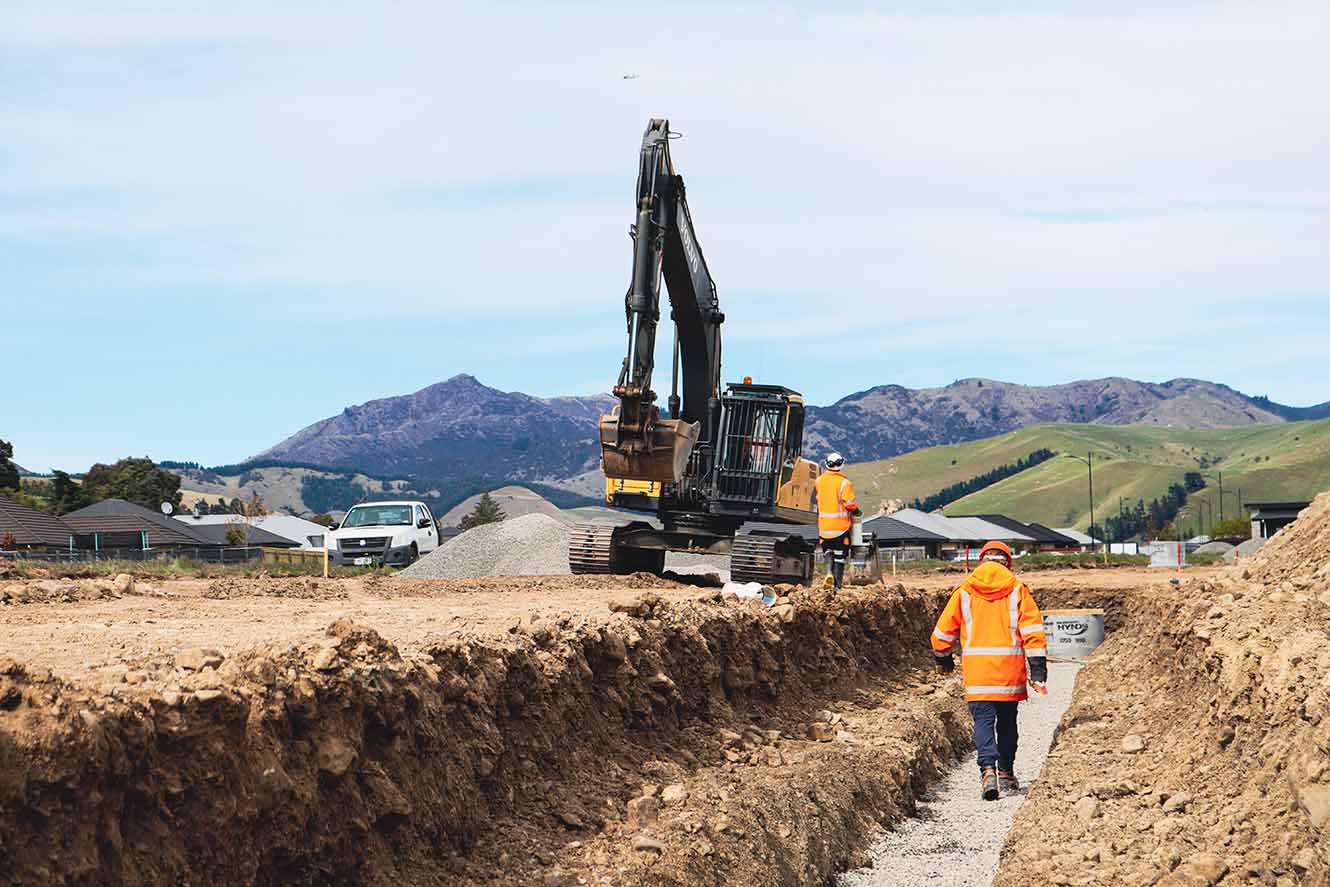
{"left": 326, "top": 500, "right": 439, "bottom": 567}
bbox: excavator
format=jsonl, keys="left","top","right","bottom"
{"left": 568, "top": 118, "right": 880, "bottom": 585}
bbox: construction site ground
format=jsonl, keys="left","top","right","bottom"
{"left": 2, "top": 552, "right": 1327, "bottom": 887}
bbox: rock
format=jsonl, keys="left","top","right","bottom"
{"left": 771, "top": 604, "right": 795, "bottom": 623}
{"left": 601, "top": 631, "right": 627, "bottom": 663}
{"left": 317, "top": 736, "right": 357, "bottom": 776}
{"left": 807, "top": 722, "right": 836, "bottom": 742}
{"left": 626, "top": 795, "right": 660, "bottom": 830}
{"left": 835, "top": 730, "right": 855, "bottom": 743}
{"left": 661, "top": 784, "right": 688, "bottom": 806}
{"left": 124, "top": 670, "right": 148, "bottom": 685}
{"left": 193, "top": 689, "right": 223, "bottom": 703}
{"left": 1162, "top": 792, "right": 1192, "bottom": 814}
{"left": 311, "top": 646, "right": 340, "bottom": 671}
{"left": 78, "top": 709, "right": 98, "bottom": 728}
{"left": 112, "top": 573, "right": 134, "bottom": 595}
{"left": 1074, "top": 796, "right": 1102, "bottom": 823}
{"left": 1153, "top": 817, "right": 1184, "bottom": 839}
{"left": 1216, "top": 725, "right": 1235, "bottom": 749}
{"left": 1121, "top": 733, "right": 1147, "bottom": 754}
{"left": 160, "top": 690, "right": 182, "bottom": 707}
{"left": 1296, "top": 782, "right": 1330, "bottom": 830}
{"left": 555, "top": 810, "right": 585, "bottom": 830}
{"left": 632, "top": 835, "right": 665, "bottom": 853}
{"left": 176, "top": 648, "right": 224, "bottom": 671}
{"left": 1154, "top": 854, "right": 1229, "bottom": 887}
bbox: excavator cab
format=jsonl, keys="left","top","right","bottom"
{"left": 711, "top": 383, "right": 816, "bottom": 520}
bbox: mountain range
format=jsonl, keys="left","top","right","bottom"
{"left": 254, "top": 374, "right": 1330, "bottom": 503}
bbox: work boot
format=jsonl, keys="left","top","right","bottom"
{"left": 980, "top": 766, "right": 999, "bottom": 801}
{"left": 832, "top": 560, "right": 845, "bottom": 589}
{"left": 998, "top": 770, "right": 1020, "bottom": 793}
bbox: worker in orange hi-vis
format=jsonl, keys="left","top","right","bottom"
{"left": 814, "top": 452, "right": 861, "bottom": 590}
{"left": 930, "top": 540, "right": 1047, "bottom": 801}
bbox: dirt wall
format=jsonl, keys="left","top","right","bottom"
{"left": 995, "top": 493, "right": 1330, "bottom": 887}
{"left": 0, "top": 583, "right": 969, "bottom": 887}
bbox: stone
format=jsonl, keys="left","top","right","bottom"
{"left": 1292, "top": 848, "right": 1317, "bottom": 873}
{"left": 807, "top": 722, "right": 836, "bottom": 742}
{"left": 1154, "top": 854, "right": 1228, "bottom": 887}
{"left": 602, "top": 631, "right": 627, "bottom": 663}
{"left": 112, "top": 573, "right": 134, "bottom": 595}
{"left": 661, "top": 784, "right": 688, "bottom": 806}
{"left": 317, "top": 737, "right": 357, "bottom": 776}
{"left": 632, "top": 835, "right": 665, "bottom": 853}
{"left": 1297, "top": 782, "right": 1330, "bottom": 830}
{"left": 1121, "top": 733, "right": 1147, "bottom": 754}
{"left": 1153, "top": 817, "right": 1184, "bottom": 839}
{"left": 311, "top": 646, "right": 340, "bottom": 671}
{"left": 835, "top": 730, "right": 855, "bottom": 743}
{"left": 176, "top": 648, "right": 224, "bottom": 671}
{"left": 1074, "top": 796, "right": 1102, "bottom": 823}
{"left": 193, "top": 689, "right": 223, "bottom": 703}
{"left": 771, "top": 604, "right": 795, "bottom": 624}
{"left": 1162, "top": 792, "right": 1192, "bottom": 814}
{"left": 125, "top": 670, "right": 148, "bottom": 685}
{"left": 626, "top": 795, "right": 660, "bottom": 830}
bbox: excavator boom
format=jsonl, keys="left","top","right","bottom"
{"left": 601, "top": 118, "right": 722, "bottom": 483}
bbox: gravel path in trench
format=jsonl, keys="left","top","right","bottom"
{"left": 838, "top": 661, "right": 1080, "bottom": 887}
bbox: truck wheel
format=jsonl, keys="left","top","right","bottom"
{"left": 408, "top": 543, "right": 419, "bottom": 565}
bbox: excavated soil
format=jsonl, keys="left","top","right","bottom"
{"left": 0, "top": 569, "right": 985, "bottom": 887}
{"left": 994, "top": 495, "right": 1330, "bottom": 887}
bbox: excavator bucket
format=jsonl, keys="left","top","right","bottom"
{"left": 599, "top": 414, "right": 700, "bottom": 484}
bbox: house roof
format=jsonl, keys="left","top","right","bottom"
{"left": 1025, "top": 522, "right": 1081, "bottom": 546}
{"left": 181, "top": 522, "right": 301, "bottom": 547}
{"left": 0, "top": 496, "right": 74, "bottom": 547}
{"left": 176, "top": 514, "right": 329, "bottom": 548}
{"left": 1054, "top": 527, "right": 1101, "bottom": 545}
{"left": 862, "top": 514, "right": 947, "bottom": 543}
{"left": 944, "top": 515, "right": 1037, "bottom": 543}
{"left": 955, "top": 514, "right": 1071, "bottom": 545}
{"left": 64, "top": 499, "right": 213, "bottom": 546}
{"left": 888, "top": 509, "right": 985, "bottom": 543}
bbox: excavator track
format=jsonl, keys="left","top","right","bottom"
{"left": 569, "top": 522, "right": 667, "bottom": 575}
{"left": 730, "top": 534, "right": 812, "bottom": 585}
{"left": 569, "top": 523, "right": 617, "bottom": 574}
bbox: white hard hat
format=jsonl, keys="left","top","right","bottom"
{"left": 824, "top": 452, "right": 845, "bottom": 470}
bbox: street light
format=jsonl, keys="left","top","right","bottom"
{"left": 1063, "top": 451, "right": 1100, "bottom": 558}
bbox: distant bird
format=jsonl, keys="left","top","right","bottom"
{"left": 622, "top": 73, "right": 639, "bottom": 80}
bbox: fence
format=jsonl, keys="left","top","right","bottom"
{"left": 1, "top": 546, "right": 266, "bottom": 565}
{"left": 261, "top": 547, "right": 327, "bottom": 568}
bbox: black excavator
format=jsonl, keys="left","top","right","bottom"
{"left": 567, "top": 118, "right": 826, "bottom": 585}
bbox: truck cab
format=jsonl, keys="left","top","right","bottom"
{"left": 326, "top": 500, "right": 438, "bottom": 567}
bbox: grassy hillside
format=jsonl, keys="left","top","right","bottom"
{"left": 845, "top": 419, "right": 1330, "bottom": 531}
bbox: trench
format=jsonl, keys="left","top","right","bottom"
{"left": 836, "top": 661, "right": 1080, "bottom": 887}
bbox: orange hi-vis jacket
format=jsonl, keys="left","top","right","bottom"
{"left": 931, "top": 562, "right": 1046, "bottom": 702}
{"left": 815, "top": 469, "right": 858, "bottom": 539}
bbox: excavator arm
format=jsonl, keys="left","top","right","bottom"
{"left": 602, "top": 118, "right": 724, "bottom": 482}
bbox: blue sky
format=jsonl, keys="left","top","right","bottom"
{"left": 3, "top": 1, "right": 1328, "bottom": 472}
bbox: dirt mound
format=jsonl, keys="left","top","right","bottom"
{"left": 1245, "top": 491, "right": 1330, "bottom": 586}
{"left": 402, "top": 513, "right": 571, "bottom": 578}
{"left": 995, "top": 489, "right": 1330, "bottom": 886}
{"left": 204, "top": 575, "right": 349, "bottom": 600}
{"left": 0, "top": 583, "right": 973, "bottom": 887}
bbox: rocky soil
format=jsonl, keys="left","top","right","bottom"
{"left": 0, "top": 574, "right": 975, "bottom": 887}
{"left": 993, "top": 493, "right": 1330, "bottom": 887}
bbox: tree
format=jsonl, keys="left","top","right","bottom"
{"left": 81, "top": 458, "right": 183, "bottom": 512}
{"left": 49, "top": 470, "right": 91, "bottom": 515}
{"left": 0, "top": 439, "right": 19, "bottom": 492}
{"left": 1210, "top": 515, "right": 1250, "bottom": 540}
{"left": 460, "top": 492, "right": 506, "bottom": 530}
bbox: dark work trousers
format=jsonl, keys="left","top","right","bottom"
{"left": 968, "top": 700, "right": 1019, "bottom": 772}
{"left": 820, "top": 531, "right": 850, "bottom": 587}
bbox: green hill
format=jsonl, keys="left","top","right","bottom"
{"left": 845, "top": 420, "right": 1330, "bottom": 533}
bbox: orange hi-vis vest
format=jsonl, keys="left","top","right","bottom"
{"left": 931, "top": 562, "right": 1046, "bottom": 702}
{"left": 815, "top": 469, "right": 858, "bottom": 539}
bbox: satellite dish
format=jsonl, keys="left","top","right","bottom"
{"left": 160, "top": 502, "right": 174, "bottom": 515}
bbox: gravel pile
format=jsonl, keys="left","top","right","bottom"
{"left": 1193, "top": 540, "right": 1235, "bottom": 556}
{"left": 1224, "top": 535, "right": 1266, "bottom": 564}
{"left": 401, "top": 513, "right": 571, "bottom": 578}
{"left": 838, "top": 662, "right": 1080, "bottom": 887}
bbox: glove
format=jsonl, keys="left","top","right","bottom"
{"left": 1027, "top": 656, "right": 1047, "bottom": 684}
{"left": 934, "top": 653, "right": 954, "bottom": 675}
